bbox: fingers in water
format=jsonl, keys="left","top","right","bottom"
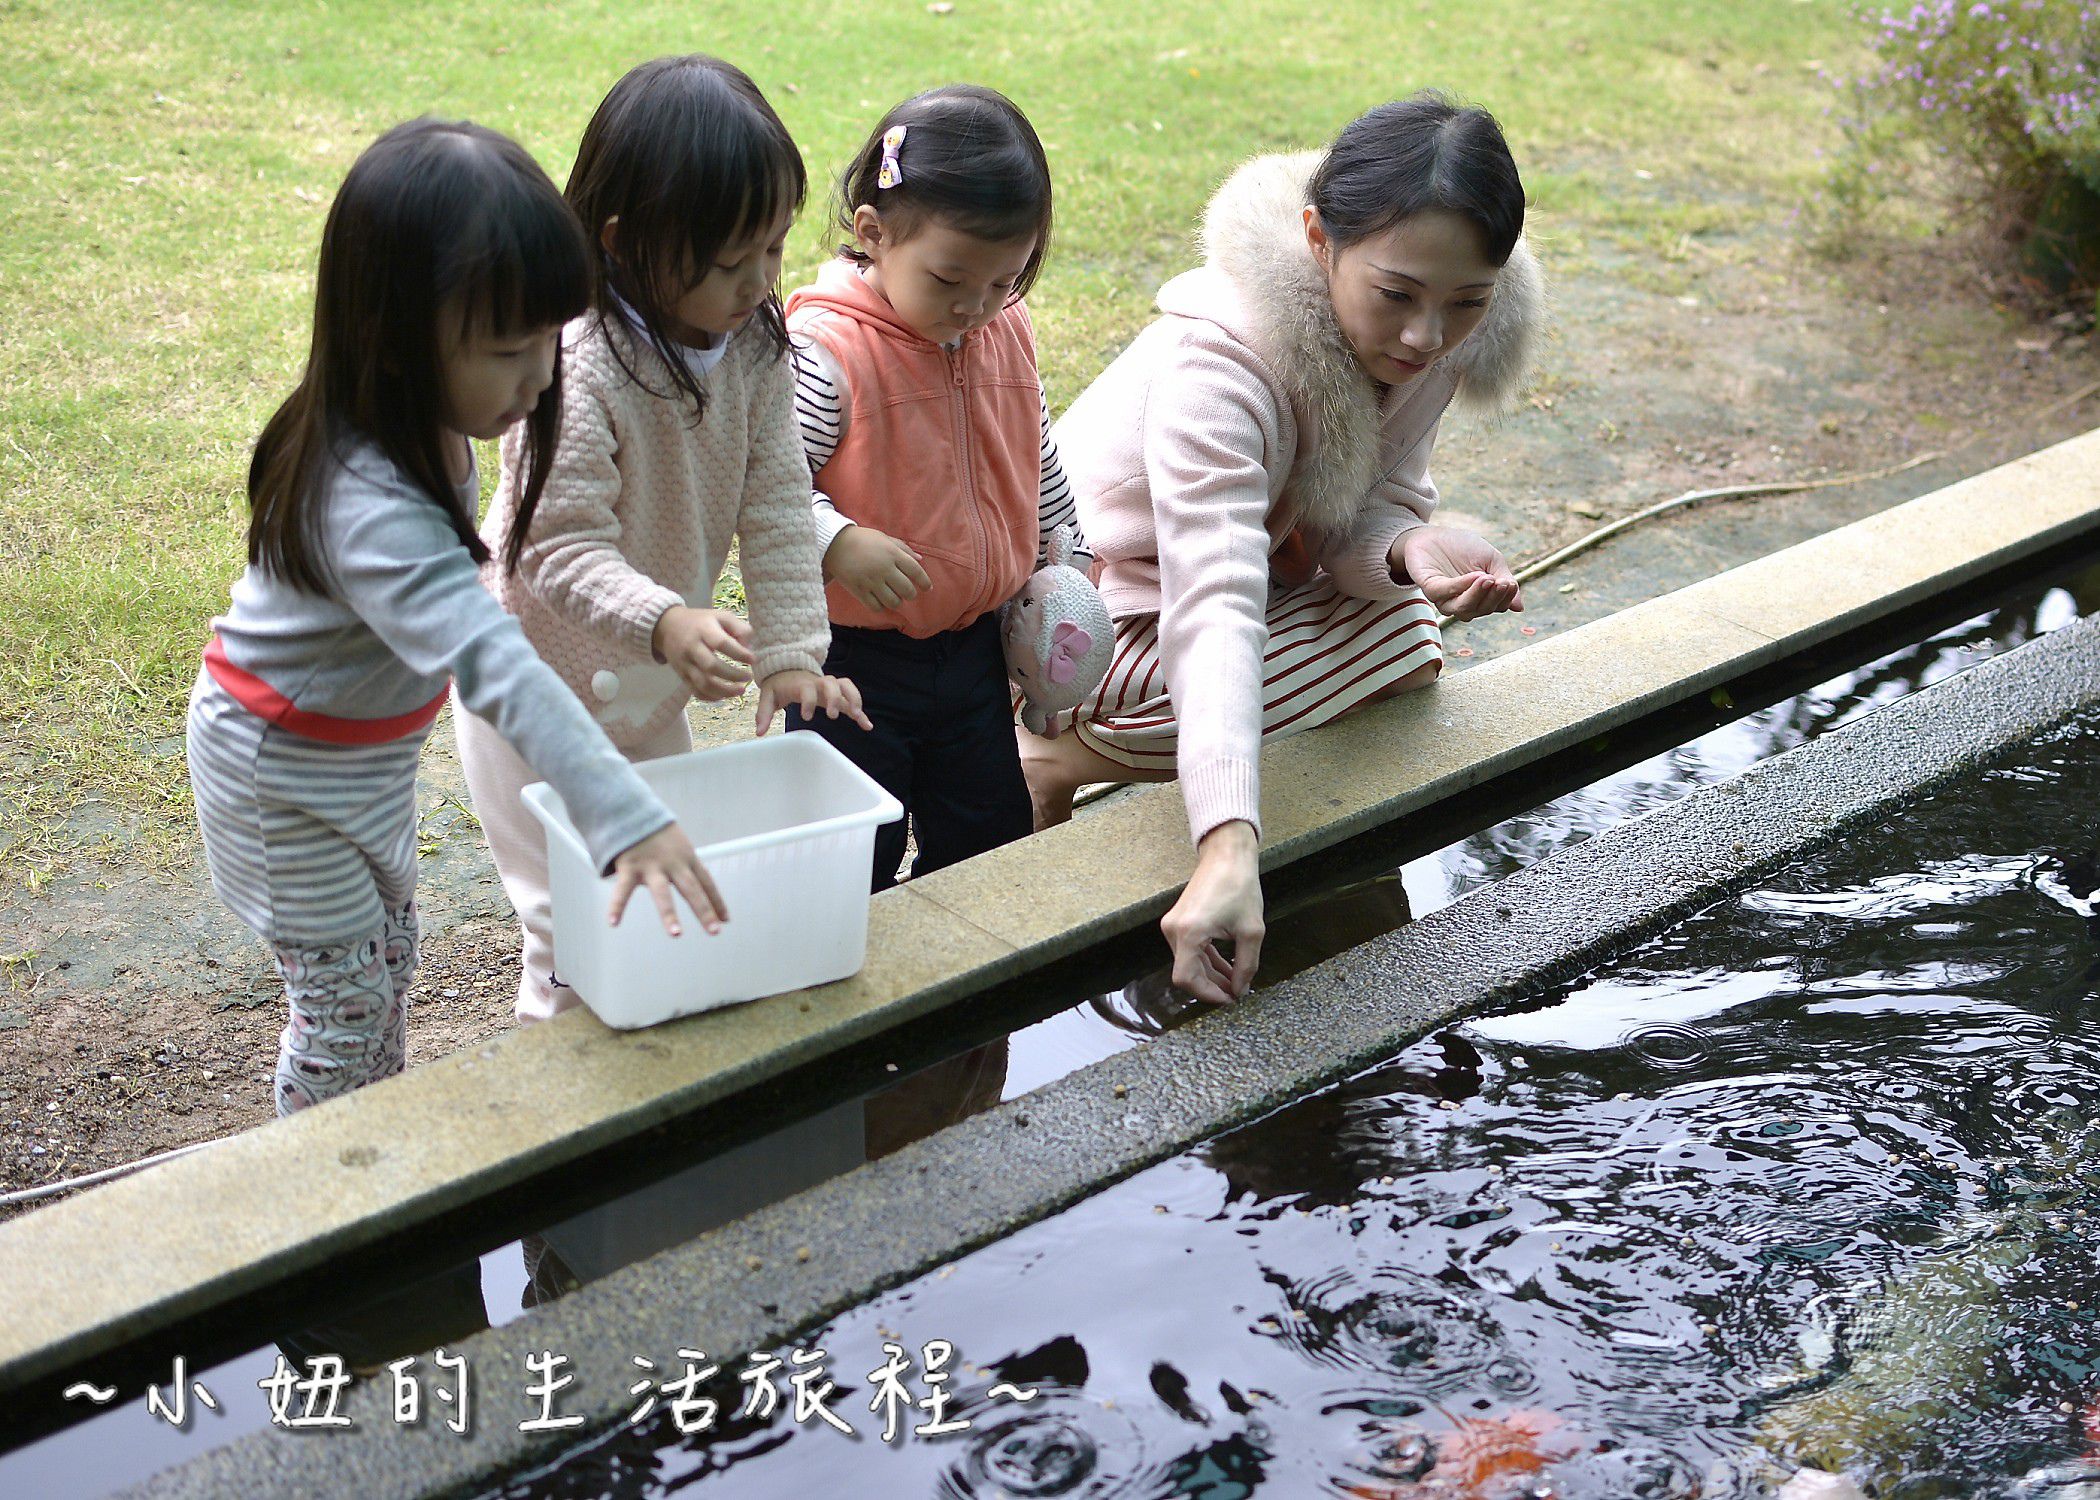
{"left": 1176, "top": 960, "right": 1232, "bottom": 1006}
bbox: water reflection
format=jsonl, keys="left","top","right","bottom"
{"left": 1401, "top": 579, "right": 2094, "bottom": 919}
{"left": 271, "top": 1044, "right": 1012, "bottom": 1372}
{"left": 13, "top": 581, "right": 2096, "bottom": 1498}
{"left": 1000, "top": 582, "right": 2100, "bottom": 1097}
{"left": 0, "top": 1045, "right": 1018, "bottom": 1499}
{"left": 488, "top": 700, "right": 2100, "bottom": 1497}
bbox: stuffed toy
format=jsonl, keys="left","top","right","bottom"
{"left": 1003, "top": 525, "right": 1112, "bottom": 739}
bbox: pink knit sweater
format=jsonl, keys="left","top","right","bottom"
{"left": 480, "top": 313, "right": 831, "bottom": 746}
{"left": 1053, "top": 153, "right": 1545, "bottom": 843}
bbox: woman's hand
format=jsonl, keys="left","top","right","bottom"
{"left": 607, "top": 824, "right": 727, "bottom": 937}
{"left": 1161, "top": 821, "right": 1265, "bottom": 1004}
{"left": 1395, "top": 526, "right": 1524, "bottom": 621}
{"left": 652, "top": 605, "right": 759, "bottom": 700}
{"left": 754, "top": 669, "right": 873, "bottom": 737}
{"left": 824, "top": 525, "right": 933, "bottom": 613}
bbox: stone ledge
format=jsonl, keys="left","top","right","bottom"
{"left": 5, "top": 427, "right": 2097, "bottom": 1415}
{"left": 128, "top": 551, "right": 2100, "bottom": 1500}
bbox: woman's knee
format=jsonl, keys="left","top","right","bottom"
{"left": 1020, "top": 724, "right": 1108, "bottom": 792}
{"left": 1364, "top": 657, "right": 1442, "bottom": 705}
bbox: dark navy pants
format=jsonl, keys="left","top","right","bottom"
{"left": 787, "top": 613, "right": 1033, "bottom": 892}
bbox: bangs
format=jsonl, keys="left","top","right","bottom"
{"left": 456, "top": 183, "right": 592, "bottom": 338}
{"left": 928, "top": 135, "right": 1048, "bottom": 246}
{"left": 569, "top": 55, "right": 807, "bottom": 305}
{"left": 835, "top": 85, "right": 1053, "bottom": 298}
{"left": 1313, "top": 95, "right": 1525, "bottom": 264}
{"left": 564, "top": 55, "right": 805, "bottom": 417}
{"left": 941, "top": 198, "right": 1046, "bottom": 248}
{"left": 665, "top": 96, "right": 806, "bottom": 273}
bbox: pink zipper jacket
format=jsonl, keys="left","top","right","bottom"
{"left": 786, "top": 260, "right": 1046, "bottom": 638}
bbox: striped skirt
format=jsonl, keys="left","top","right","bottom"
{"left": 1068, "top": 577, "right": 1442, "bottom": 771}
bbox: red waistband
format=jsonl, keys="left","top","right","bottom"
{"left": 203, "top": 636, "right": 448, "bottom": 745}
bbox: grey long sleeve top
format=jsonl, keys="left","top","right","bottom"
{"left": 211, "top": 441, "right": 675, "bottom": 871}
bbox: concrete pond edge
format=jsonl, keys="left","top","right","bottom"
{"left": 129, "top": 595, "right": 2100, "bottom": 1497}
{"left": 9, "top": 427, "right": 2097, "bottom": 1404}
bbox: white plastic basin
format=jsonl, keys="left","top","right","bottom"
{"left": 522, "top": 733, "right": 903, "bottom": 1029}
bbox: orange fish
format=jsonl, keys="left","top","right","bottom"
{"left": 1342, "top": 1408, "right": 1582, "bottom": 1498}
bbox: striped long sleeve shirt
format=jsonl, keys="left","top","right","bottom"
{"left": 791, "top": 335, "right": 1091, "bottom": 566}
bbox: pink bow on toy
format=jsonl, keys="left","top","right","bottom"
{"left": 1046, "top": 621, "right": 1094, "bottom": 685}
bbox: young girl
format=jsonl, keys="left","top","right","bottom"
{"left": 457, "top": 55, "right": 865, "bottom": 1022}
{"left": 188, "top": 119, "right": 722, "bottom": 1117}
{"left": 787, "top": 84, "right": 1086, "bottom": 890}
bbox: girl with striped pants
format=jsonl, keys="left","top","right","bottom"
{"left": 189, "top": 120, "right": 724, "bottom": 1116}
{"left": 1028, "top": 95, "right": 1545, "bottom": 1004}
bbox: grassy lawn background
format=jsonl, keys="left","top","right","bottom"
{"left": 0, "top": 0, "right": 1860, "bottom": 871}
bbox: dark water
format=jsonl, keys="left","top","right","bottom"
{"left": 488, "top": 703, "right": 2100, "bottom": 1495}
{"left": 996, "top": 582, "right": 2092, "bottom": 1097}
{"left": 5, "top": 586, "right": 2091, "bottom": 1498}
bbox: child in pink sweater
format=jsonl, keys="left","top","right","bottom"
{"left": 458, "top": 55, "right": 866, "bottom": 1022}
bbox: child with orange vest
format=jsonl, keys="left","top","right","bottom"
{"left": 787, "top": 85, "right": 1085, "bottom": 890}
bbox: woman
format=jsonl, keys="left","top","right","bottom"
{"left": 1024, "top": 93, "right": 1542, "bottom": 1003}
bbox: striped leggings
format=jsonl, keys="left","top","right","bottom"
{"left": 186, "top": 673, "right": 425, "bottom": 1117}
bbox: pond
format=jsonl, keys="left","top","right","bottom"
{"left": 5, "top": 582, "right": 2090, "bottom": 1500}
{"left": 488, "top": 641, "right": 2100, "bottom": 1498}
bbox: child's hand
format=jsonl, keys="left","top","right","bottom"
{"left": 652, "top": 605, "right": 759, "bottom": 700}
{"left": 607, "top": 824, "right": 726, "bottom": 937}
{"left": 824, "top": 525, "right": 932, "bottom": 613}
{"left": 754, "top": 669, "right": 873, "bottom": 737}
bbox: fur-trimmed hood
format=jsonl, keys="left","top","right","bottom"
{"left": 1157, "top": 150, "right": 1545, "bottom": 534}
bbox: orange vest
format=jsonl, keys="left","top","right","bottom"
{"left": 787, "top": 261, "right": 1043, "bottom": 638}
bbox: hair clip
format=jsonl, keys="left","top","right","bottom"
{"left": 877, "top": 124, "right": 907, "bottom": 190}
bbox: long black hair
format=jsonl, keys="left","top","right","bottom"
{"left": 566, "top": 55, "right": 805, "bottom": 421}
{"left": 1310, "top": 92, "right": 1526, "bottom": 265}
{"left": 247, "top": 119, "right": 588, "bottom": 592}
{"left": 836, "top": 84, "right": 1054, "bottom": 301}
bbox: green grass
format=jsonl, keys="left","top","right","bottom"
{"left": 0, "top": 0, "right": 1863, "bottom": 869}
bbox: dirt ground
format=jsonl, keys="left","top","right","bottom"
{"left": 3, "top": 225, "right": 2097, "bottom": 1222}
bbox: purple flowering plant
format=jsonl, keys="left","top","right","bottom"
{"left": 1818, "top": 0, "right": 2099, "bottom": 293}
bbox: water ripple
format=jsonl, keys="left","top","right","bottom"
{"left": 936, "top": 1385, "right": 1152, "bottom": 1500}
{"left": 1264, "top": 1269, "right": 1502, "bottom": 1398}
{"left": 1622, "top": 1023, "right": 1714, "bottom": 1070}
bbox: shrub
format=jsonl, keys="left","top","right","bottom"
{"left": 1817, "top": 1, "right": 2100, "bottom": 301}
